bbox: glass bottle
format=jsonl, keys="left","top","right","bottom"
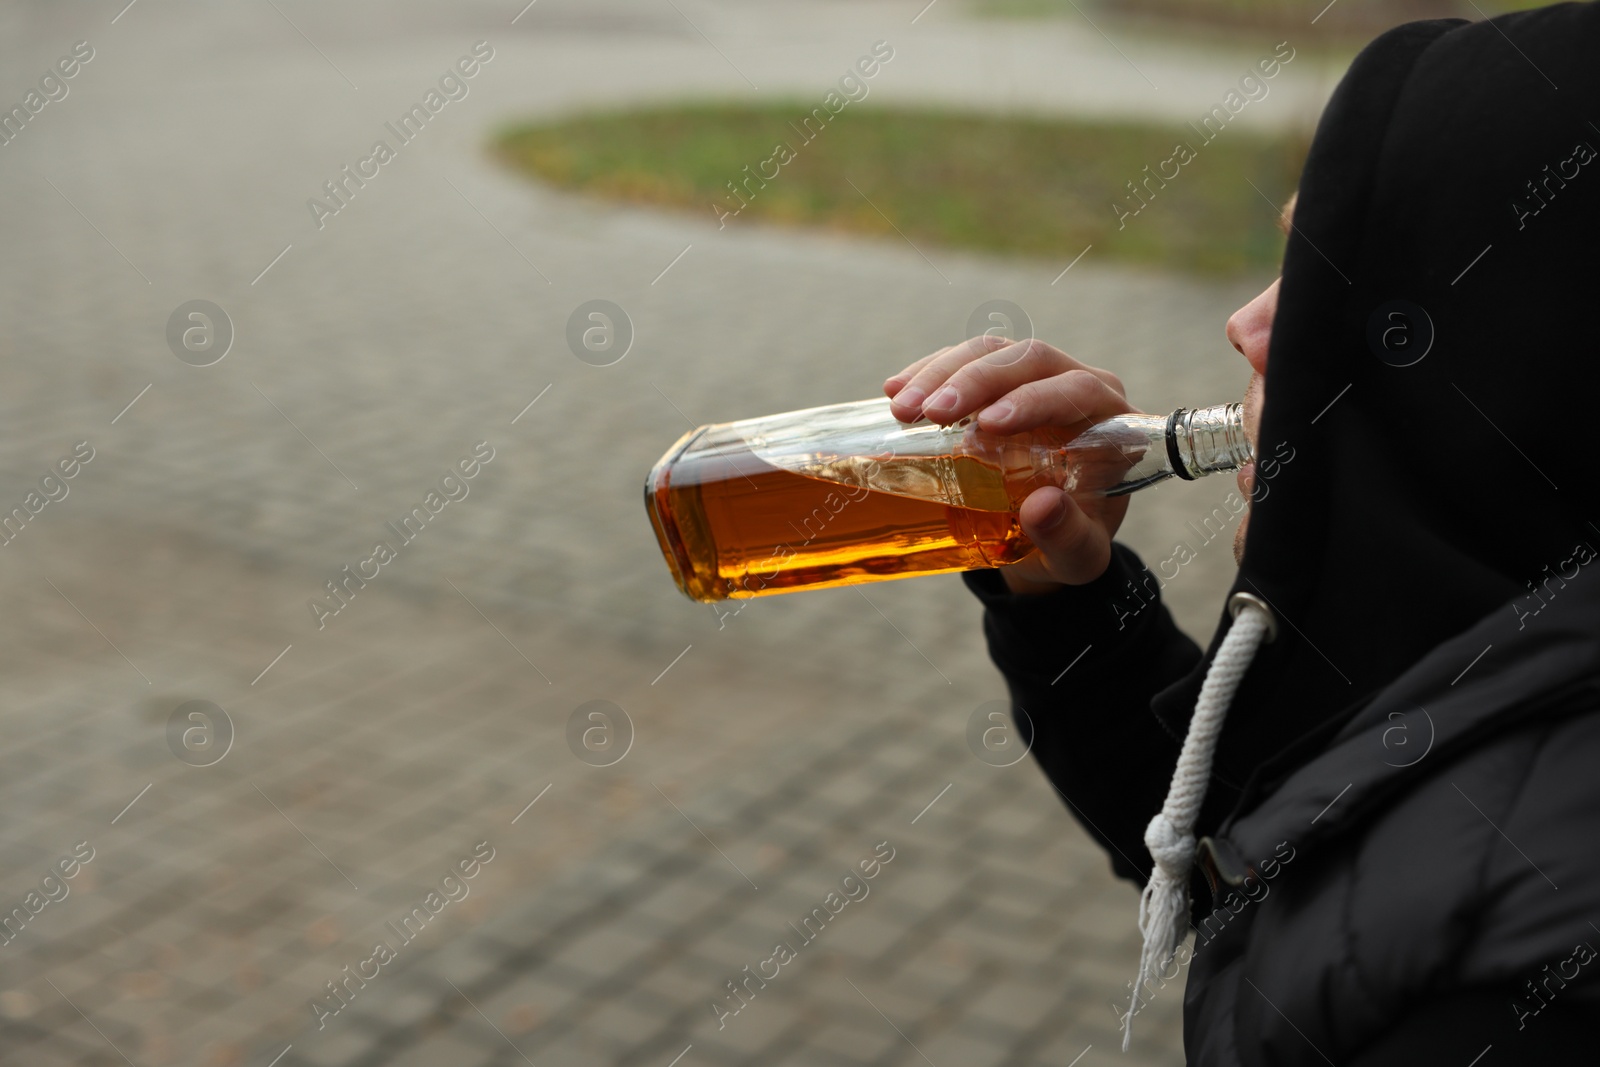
{"left": 644, "top": 397, "right": 1251, "bottom": 603}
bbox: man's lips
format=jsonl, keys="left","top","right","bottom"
{"left": 1237, "top": 460, "right": 1256, "bottom": 500}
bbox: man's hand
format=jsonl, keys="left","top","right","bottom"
{"left": 883, "top": 335, "right": 1138, "bottom": 593}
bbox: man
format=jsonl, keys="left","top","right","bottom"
{"left": 885, "top": 4, "right": 1600, "bottom": 1062}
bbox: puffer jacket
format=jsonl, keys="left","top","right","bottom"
{"left": 1182, "top": 564, "right": 1600, "bottom": 1062}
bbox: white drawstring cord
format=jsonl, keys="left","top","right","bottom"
{"left": 1121, "top": 595, "right": 1275, "bottom": 1050}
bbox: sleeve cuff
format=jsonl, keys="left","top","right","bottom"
{"left": 959, "top": 543, "right": 1169, "bottom": 676}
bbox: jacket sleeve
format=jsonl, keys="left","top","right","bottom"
{"left": 961, "top": 542, "right": 1200, "bottom": 883}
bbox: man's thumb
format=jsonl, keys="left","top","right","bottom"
{"left": 1018, "top": 488, "right": 1110, "bottom": 586}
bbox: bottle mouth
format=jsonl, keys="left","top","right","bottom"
{"left": 1170, "top": 402, "right": 1254, "bottom": 478}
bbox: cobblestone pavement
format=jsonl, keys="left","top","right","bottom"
{"left": 0, "top": 1, "right": 1322, "bottom": 1064}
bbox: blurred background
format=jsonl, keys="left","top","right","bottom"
{"left": 0, "top": 1, "right": 1532, "bottom": 1065}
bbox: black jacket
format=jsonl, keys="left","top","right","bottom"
{"left": 963, "top": 5, "right": 1600, "bottom": 1063}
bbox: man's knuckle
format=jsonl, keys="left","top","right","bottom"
{"left": 1009, "top": 380, "right": 1046, "bottom": 405}
{"left": 972, "top": 350, "right": 1018, "bottom": 374}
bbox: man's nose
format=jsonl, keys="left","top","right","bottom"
{"left": 1226, "top": 305, "right": 1265, "bottom": 367}
{"left": 1225, "top": 308, "right": 1251, "bottom": 357}
{"left": 1226, "top": 281, "right": 1278, "bottom": 375}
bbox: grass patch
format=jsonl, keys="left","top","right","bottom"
{"left": 495, "top": 104, "right": 1307, "bottom": 274}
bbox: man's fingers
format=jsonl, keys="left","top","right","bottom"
{"left": 921, "top": 339, "right": 1075, "bottom": 422}
{"left": 884, "top": 348, "right": 949, "bottom": 398}
{"left": 976, "top": 369, "right": 1135, "bottom": 435}
{"left": 887, "top": 334, "right": 1012, "bottom": 421}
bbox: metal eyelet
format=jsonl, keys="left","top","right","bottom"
{"left": 1227, "top": 591, "right": 1278, "bottom": 643}
{"left": 1198, "top": 835, "right": 1250, "bottom": 888}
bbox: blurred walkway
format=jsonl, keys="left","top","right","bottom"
{"left": 0, "top": 1, "right": 1307, "bottom": 1064}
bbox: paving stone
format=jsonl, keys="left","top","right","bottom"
{"left": 633, "top": 872, "right": 733, "bottom": 927}
{"left": 968, "top": 978, "right": 1077, "bottom": 1034}
{"left": 384, "top": 1029, "right": 500, "bottom": 1067}
{"left": 426, "top": 937, "right": 508, "bottom": 987}
{"left": 523, "top": 1024, "right": 632, "bottom": 1067}
{"left": 576, "top": 992, "right": 675, "bottom": 1048}
{"left": 348, "top": 980, "right": 441, "bottom": 1029}
{"left": 547, "top": 921, "right": 666, "bottom": 979}
{"left": 966, "top": 894, "right": 1053, "bottom": 943}
{"left": 904, "top": 1022, "right": 1014, "bottom": 1067}
{"left": 800, "top": 1018, "right": 906, "bottom": 1065}
{"left": 775, "top": 1045, "right": 877, "bottom": 1067}
{"left": 6, "top": 1043, "right": 91, "bottom": 1067}
{"left": 689, "top": 986, "right": 809, "bottom": 1059}
{"left": 293, "top": 1026, "right": 383, "bottom": 1067}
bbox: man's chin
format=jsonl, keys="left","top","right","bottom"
{"left": 1233, "top": 511, "right": 1248, "bottom": 566}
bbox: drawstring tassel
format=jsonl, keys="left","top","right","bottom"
{"left": 1122, "top": 595, "right": 1275, "bottom": 1050}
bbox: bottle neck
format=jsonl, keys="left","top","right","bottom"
{"left": 1165, "top": 403, "right": 1253, "bottom": 480}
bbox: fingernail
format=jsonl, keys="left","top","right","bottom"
{"left": 895, "top": 386, "right": 925, "bottom": 409}
{"left": 925, "top": 385, "right": 959, "bottom": 410}
{"left": 980, "top": 399, "right": 1014, "bottom": 423}
{"left": 1037, "top": 492, "right": 1069, "bottom": 531}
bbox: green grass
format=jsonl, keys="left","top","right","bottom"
{"left": 494, "top": 104, "right": 1307, "bottom": 274}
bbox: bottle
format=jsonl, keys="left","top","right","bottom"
{"left": 644, "top": 397, "right": 1251, "bottom": 603}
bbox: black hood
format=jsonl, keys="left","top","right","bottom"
{"left": 1151, "top": 4, "right": 1600, "bottom": 828}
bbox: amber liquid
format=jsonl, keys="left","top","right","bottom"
{"left": 646, "top": 433, "right": 1031, "bottom": 602}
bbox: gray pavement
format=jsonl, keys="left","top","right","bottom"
{"left": 0, "top": 1, "right": 1320, "bottom": 1064}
